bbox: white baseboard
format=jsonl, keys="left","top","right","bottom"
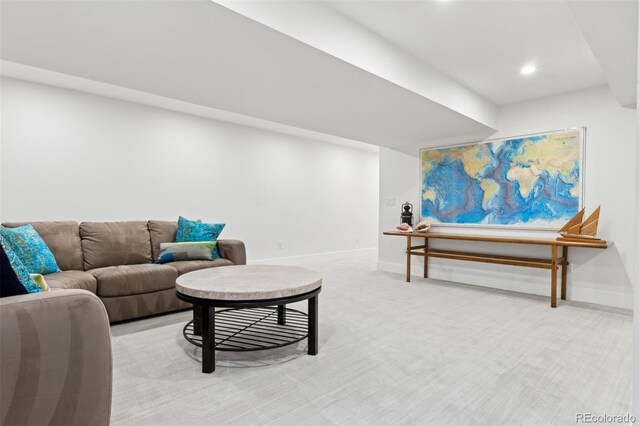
{"left": 377, "top": 260, "right": 634, "bottom": 310}
{"left": 249, "top": 247, "right": 377, "bottom": 265}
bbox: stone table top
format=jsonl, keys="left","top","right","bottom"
{"left": 175, "top": 265, "right": 322, "bottom": 301}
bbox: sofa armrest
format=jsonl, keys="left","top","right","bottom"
{"left": 1, "top": 290, "right": 112, "bottom": 426}
{"left": 217, "top": 239, "right": 246, "bottom": 265}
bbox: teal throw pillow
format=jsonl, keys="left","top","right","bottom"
{"left": 156, "top": 241, "right": 218, "bottom": 264}
{"left": 0, "top": 225, "right": 61, "bottom": 274}
{"left": 0, "top": 234, "right": 41, "bottom": 294}
{"left": 176, "top": 217, "right": 225, "bottom": 259}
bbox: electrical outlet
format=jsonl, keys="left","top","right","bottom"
{"left": 278, "top": 241, "right": 283, "bottom": 250}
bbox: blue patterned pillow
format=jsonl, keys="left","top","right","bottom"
{"left": 176, "top": 217, "right": 225, "bottom": 260}
{"left": 0, "top": 235, "right": 41, "bottom": 294}
{"left": 0, "top": 225, "right": 61, "bottom": 274}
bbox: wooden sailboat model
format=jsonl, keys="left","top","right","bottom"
{"left": 557, "top": 206, "right": 605, "bottom": 244}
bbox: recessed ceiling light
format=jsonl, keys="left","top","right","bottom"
{"left": 521, "top": 64, "right": 537, "bottom": 75}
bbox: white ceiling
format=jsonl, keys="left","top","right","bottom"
{"left": 0, "top": 0, "right": 636, "bottom": 152}
{"left": 0, "top": 0, "right": 493, "bottom": 149}
{"left": 327, "top": 0, "right": 607, "bottom": 105}
{"left": 566, "top": 0, "right": 638, "bottom": 107}
{"left": 215, "top": 0, "right": 498, "bottom": 128}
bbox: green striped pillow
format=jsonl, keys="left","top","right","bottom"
{"left": 155, "top": 241, "right": 217, "bottom": 264}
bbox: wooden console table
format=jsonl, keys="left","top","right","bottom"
{"left": 383, "top": 231, "right": 610, "bottom": 308}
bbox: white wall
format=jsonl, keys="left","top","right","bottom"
{"left": 633, "top": 3, "right": 640, "bottom": 417}
{"left": 0, "top": 77, "right": 379, "bottom": 261}
{"left": 379, "top": 85, "right": 637, "bottom": 309}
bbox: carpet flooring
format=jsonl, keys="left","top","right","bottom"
{"left": 110, "top": 251, "right": 632, "bottom": 425}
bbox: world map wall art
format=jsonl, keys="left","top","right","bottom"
{"left": 420, "top": 128, "right": 585, "bottom": 229}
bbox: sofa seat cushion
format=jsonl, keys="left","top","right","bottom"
{"left": 44, "top": 270, "right": 98, "bottom": 294}
{"left": 89, "top": 264, "right": 178, "bottom": 297}
{"left": 167, "top": 259, "right": 233, "bottom": 276}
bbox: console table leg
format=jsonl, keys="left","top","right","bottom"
{"left": 193, "top": 304, "right": 202, "bottom": 336}
{"left": 423, "top": 237, "right": 429, "bottom": 279}
{"left": 308, "top": 296, "right": 318, "bottom": 355}
{"left": 561, "top": 246, "right": 568, "bottom": 300}
{"left": 406, "top": 236, "right": 412, "bottom": 283}
{"left": 277, "top": 304, "right": 286, "bottom": 325}
{"left": 201, "top": 306, "right": 215, "bottom": 373}
{"left": 550, "top": 246, "right": 558, "bottom": 308}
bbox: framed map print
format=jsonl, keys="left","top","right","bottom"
{"left": 420, "top": 128, "right": 585, "bottom": 229}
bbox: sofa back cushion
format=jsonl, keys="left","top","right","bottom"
{"left": 1, "top": 221, "right": 84, "bottom": 271}
{"left": 148, "top": 221, "right": 177, "bottom": 262}
{"left": 80, "top": 221, "right": 152, "bottom": 269}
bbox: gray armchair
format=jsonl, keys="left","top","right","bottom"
{"left": 1, "top": 290, "right": 112, "bottom": 425}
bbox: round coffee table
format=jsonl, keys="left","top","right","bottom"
{"left": 176, "top": 265, "right": 322, "bottom": 373}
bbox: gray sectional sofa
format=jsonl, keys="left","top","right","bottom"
{"left": 0, "top": 220, "right": 245, "bottom": 425}
{"left": 1, "top": 289, "right": 112, "bottom": 425}
{"left": 1, "top": 220, "right": 246, "bottom": 322}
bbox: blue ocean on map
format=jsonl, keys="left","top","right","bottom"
{"left": 420, "top": 131, "right": 582, "bottom": 227}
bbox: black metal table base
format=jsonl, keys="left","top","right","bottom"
{"left": 183, "top": 307, "right": 309, "bottom": 351}
{"left": 177, "top": 288, "right": 320, "bottom": 373}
